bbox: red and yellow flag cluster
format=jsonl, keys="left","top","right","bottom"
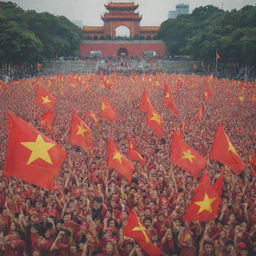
{"left": 184, "top": 172, "right": 222, "bottom": 221}
{"left": 108, "top": 138, "right": 134, "bottom": 183}
{"left": 124, "top": 210, "right": 161, "bottom": 256}
{"left": 100, "top": 98, "right": 117, "bottom": 121}
{"left": 170, "top": 131, "right": 207, "bottom": 178}
{"left": 36, "top": 85, "right": 57, "bottom": 134}
{"left": 128, "top": 138, "right": 146, "bottom": 166}
{"left": 69, "top": 110, "right": 93, "bottom": 151}
{"left": 35, "top": 85, "right": 57, "bottom": 111}
{"left": 5, "top": 113, "right": 66, "bottom": 190}
{"left": 140, "top": 89, "right": 164, "bottom": 137}
{"left": 163, "top": 83, "right": 179, "bottom": 115}
{"left": 210, "top": 124, "right": 245, "bottom": 174}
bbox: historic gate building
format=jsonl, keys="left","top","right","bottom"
{"left": 80, "top": 2, "right": 165, "bottom": 57}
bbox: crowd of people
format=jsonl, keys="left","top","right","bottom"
{"left": 0, "top": 72, "right": 255, "bottom": 256}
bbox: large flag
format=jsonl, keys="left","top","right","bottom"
{"left": 108, "top": 138, "right": 134, "bottom": 183}
{"left": 39, "top": 111, "right": 55, "bottom": 134}
{"left": 123, "top": 210, "right": 161, "bottom": 256}
{"left": 184, "top": 172, "right": 220, "bottom": 222}
{"left": 4, "top": 112, "right": 66, "bottom": 190}
{"left": 146, "top": 105, "right": 164, "bottom": 137}
{"left": 209, "top": 124, "right": 245, "bottom": 174}
{"left": 170, "top": 131, "right": 207, "bottom": 178}
{"left": 128, "top": 138, "right": 146, "bottom": 166}
{"left": 69, "top": 110, "right": 93, "bottom": 151}
{"left": 100, "top": 99, "right": 117, "bottom": 121}
{"left": 140, "top": 88, "right": 151, "bottom": 113}
{"left": 163, "top": 84, "right": 179, "bottom": 115}
{"left": 35, "top": 85, "right": 57, "bottom": 111}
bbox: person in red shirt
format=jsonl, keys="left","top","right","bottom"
{"left": 4, "top": 230, "right": 26, "bottom": 256}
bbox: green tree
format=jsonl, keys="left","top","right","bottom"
{"left": 0, "top": 1, "right": 83, "bottom": 64}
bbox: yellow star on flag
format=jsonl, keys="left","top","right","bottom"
{"left": 165, "top": 93, "right": 170, "bottom": 98}
{"left": 226, "top": 135, "right": 238, "bottom": 155}
{"left": 194, "top": 193, "right": 216, "bottom": 214}
{"left": 113, "top": 151, "right": 123, "bottom": 163}
{"left": 102, "top": 101, "right": 106, "bottom": 110}
{"left": 132, "top": 220, "right": 150, "bottom": 243}
{"left": 76, "top": 124, "right": 87, "bottom": 136}
{"left": 150, "top": 112, "right": 161, "bottom": 125}
{"left": 182, "top": 149, "right": 195, "bottom": 163}
{"left": 41, "top": 96, "right": 51, "bottom": 104}
{"left": 21, "top": 135, "right": 55, "bottom": 165}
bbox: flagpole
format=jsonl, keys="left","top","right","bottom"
{"left": 215, "top": 51, "right": 218, "bottom": 78}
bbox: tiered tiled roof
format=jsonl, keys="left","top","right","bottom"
{"left": 83, "top": 26, "right": 104, "bottom": 33}
{"left": 102, "top": 13, "right": 142, "bottom": 21}
{"left": 140, "top": 26, "right": 160, "bottom": 31}
{"left": 105, "top": 2, "right": 139, "bottom": 10}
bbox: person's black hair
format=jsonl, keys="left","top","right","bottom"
{"left": 131, "top": 178, "right": 138, "bottom": 184}
{"left": 160, "top": 138, "right": 166, "bottom": 144}
{"left": 64, "top": 188, "right": 71, "bottom": 195}
{"left": 225, "top": 240, "right": 235, "bottom": 246}
{"left": 144, "top": 217, "right": 152, "bottom": 223}
{"left": 94, "top": 196, "right": 103, "bottom": 203}
{"left": 108, "top": 218, "right": 118, "bottom": 228}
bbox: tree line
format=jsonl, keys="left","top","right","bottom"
{"left": 0, "top": 1, "right": 83, "bottom": 65}
{"left": 158, "top": 5, "right": 256, "bottom": 66}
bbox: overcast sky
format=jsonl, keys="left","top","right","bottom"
{"left": 3, "top": 0, "right": 256, "bottom": 26}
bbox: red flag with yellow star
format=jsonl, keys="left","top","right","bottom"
{"left": 69, "top": 110, "right": 93, "bottom": 151}
{"left": 108, "top": 138, "right": 134, "bottom": 183}
{"left": 203, "top": 85, "right": 213, "bottom": 102}
{"left": 209, "top": 124, "right": 245, "bottom": 174}
{"left": 140, "top": 88, "right": 151, "bottom": 113}
{"left": 39, "top": 111, "right": 55, "bottom": 134}
{"left": 170, "top": 131, "right": 207, "bottom": 178}
{"left": 100, "top": 99, "right": 117, "bottom": 121}
{"left": 4, "top": 112, "right": 66, "bottom": 190}
{"left": 163, "top": 85, "right": 179, "bottom": 116}
{"left": 123, "top": 210, "right": 161, "bottom": 256}
{"left": 128, "top": 138, "right": 146, "bottom": 166}
{"left": 184, "top": 172, "right": 220, "bottom": 221}
{"left": 35, "top": 85, "right": 57, "bottom": 110}
{"left": 146, "top": 105, "right": 164, "bottom": 137}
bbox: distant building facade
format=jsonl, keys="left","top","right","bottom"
{"left": 80, "top": 2, "right": 165, "bottom": 57}
{"left": 83, "top": 2, "right": 159, "bottom": 40}
{"left": 168, "top": 4, "right": 189, "bottom": 19}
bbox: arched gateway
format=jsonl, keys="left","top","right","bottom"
{"left": 80, "top": 2, "right": 165, "bottom": 57}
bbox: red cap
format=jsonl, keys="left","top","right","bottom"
{"left": 238, "top": 242, "right": 248, "bottom": 249}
